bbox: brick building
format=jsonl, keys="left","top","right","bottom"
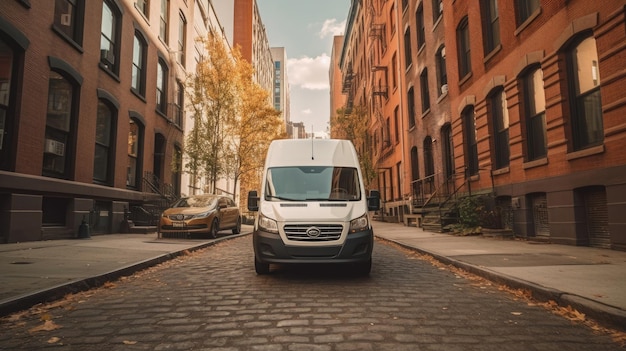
{"left": 338, "top": 0, "right": 626, "bottom": 250}
{"left": 443, "top": 1, "right": 626, "bottom": 249}
{"left": 0, "top": 0, "right": 206, "bottom": 242}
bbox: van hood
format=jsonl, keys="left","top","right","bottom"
{"left": 260, "top": 201, "right": 365, "bottom": 223}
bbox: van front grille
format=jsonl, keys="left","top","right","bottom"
{"left": 283, "top": 224, "right": 343, "bottom": 241}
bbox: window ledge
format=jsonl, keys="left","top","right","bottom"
{"left": 515, "top": 8, "right": 542, "bottom": 36}
{"left": 483, "top": 44, "right": 502, "bottom": 65}
{"left": 458, "top": 72, "right": 473, "bottom": 87}
{"left": 99, "top": 63, "right": 120, "bottom": 82}
{"left": 492, "top": 167, "right": 509, "bottom": 176}
{"left": 432, "top": 15, "right": 443, "bottom": 31}
{"left": 421, "top": 108, "right": 431, "bottom": 119}
{"left": 437, "top": 90, "right": 448, "bottom": 103}
{"left": 523, "top": 157, "right": 548, "bottom": 170}
{"left": 566, "top": 144, "right": 605, "bottom": 161}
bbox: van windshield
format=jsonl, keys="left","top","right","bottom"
{"left": 266, "top": 166, "right": 361, "bottom": 201}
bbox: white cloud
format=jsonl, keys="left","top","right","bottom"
{"left": 301, "top": 109, "right": 312, "bottom": 115}
{"left": 319, "top": 18, "right": 346, "bottom": 38}
{"left": 287, "top": 54, "right": 331, "bottom": 90}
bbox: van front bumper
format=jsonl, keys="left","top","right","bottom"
{"left": 253, "top": 229, "right": 373, "bottom": 264}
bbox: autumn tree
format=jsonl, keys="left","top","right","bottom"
{"left": 332, "top": 104, "right": 377, "bottom": 189}
{"left": 225, "top": 47, "right": 284, "bottom": 204}
{"left": 184, "top": 31, "right": 237, "bottom": 194}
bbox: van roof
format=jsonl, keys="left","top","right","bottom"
{"left": 265, "top": 139, "right": 360, "bottom": 168}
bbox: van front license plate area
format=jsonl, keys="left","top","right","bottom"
{"left": 172, "top": 221, "right": 185, "bottom": 228}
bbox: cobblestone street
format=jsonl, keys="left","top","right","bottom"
{"left": 0, "top": 236, "right": 623, "bottom": 351}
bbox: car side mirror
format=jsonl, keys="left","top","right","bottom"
{"left": 247, "top": 191, "right": 259, "bottom": 212}
{"left": 367, "top": 190, "right": 380, "bottom": 211}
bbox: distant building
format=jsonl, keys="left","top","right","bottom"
{"left": 215, "top": 0, "right": 273, "bottom": 99}
{"left": 270, "top": 47, "right": 290, "bottom": 127}
{"left": 329, "top": 35, "right": 346, "bottom": 138}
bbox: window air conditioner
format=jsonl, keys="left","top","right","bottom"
{"left": 60, "top": 13, "right": 71, "bottom": 26}
{"left": 100, "top": 49, "right": 115, "bottom": 66}
{"left": 44, "top": 139, "right": 65, "bottom": 156}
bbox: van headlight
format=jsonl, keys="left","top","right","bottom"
{"left": 258, "top": 213, "right": 279, "bottom": 234}
{"left": 349, "top": 213, "right": 369, "bottom": 233}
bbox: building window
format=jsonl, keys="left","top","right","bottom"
{"left": 159, "top": 0, "right": 169, "bottom": 43}
{"left": 174, "top": 81, "right": 184, "bottom": 127}
{"left": 436, "top": 45, "right": 447, "bottom": 95}
{"left": 462, "top": 106, "right": 478, "bottom": 176}
{"left": 0, "top": 39, "right": 16, "bottom": 170}
{"left": 420, "top": 68, "right": 430, "bottom": 113}
{"left": 136, "top": 0, "right": 149, "bottom": 18}
{"left": 100, "top": 0, "right": 120, "bottom": 74}
{"left": 416, "top": 5, "right": 425, "bottom": 51}
{"left": 402, "top": 0, "right": 408, "bottom": 12}
{"left": 156, "top": 58, "right": 168, "bottom": 114}
{"left": 569, "top": 36, "right": 603, "bottom": 151}
{"left": 490, "top": 89, "right": 509, "bottom": 169}
{"left": 127, "top": 118, "right": 143, "bottom": 188}
{"left": 94, "top": 100, "right": 115, "bottom": 184}
{"left": 457, "top": 16, "right": 471, "bottom": 80}
{"left": 53, "top": 0, "right": 84, "bottom": 45}
{"left": 482, "top": 0, "right": 500, "bottom": 54}
{"left": 407, "top": 87, "right": 416, "bottom": 128}
{"left": 394, "top": 106, "right": 399, "bottom": 143}
{"left": 516, "top": 0, "right": 540, "bottom": 26}
{"left": 43, "top": 71, "right": 76, "bottom": 179}
{"left": 432, "top": 0, "right": 443, "bottom": 23}
{"left": 390, "top": 4, "right": 396, "bottom": 34}
{"left": 132, "top": 31, "right": 147, "bottom": 97}
{"left": 391, "top": 53, "right": 397, "bottom": 89}
{"left": 178, "top": 12, "right": 186, "bottom": 67}
{"left": 404, "top": 28, "right": 412, "bottom": 70}
{"left": 523, "top": 67, "right": 547, "bottom": 161}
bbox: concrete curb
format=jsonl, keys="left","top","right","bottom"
{"left": 377, "top": 236, "right": 626, "bottom": 332}
{"left": 0, "top": 233, "right": 250, "bottom": 317}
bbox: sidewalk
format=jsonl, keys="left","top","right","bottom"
{"left": 1, "top": 221, "right": 625, "bottom": 331}
{"left": 372, "top": 220, "right": 626, "bottom": 331}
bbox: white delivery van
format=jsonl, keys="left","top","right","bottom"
{"left": 247, "top": 139, "right": 380, "bottom": 275}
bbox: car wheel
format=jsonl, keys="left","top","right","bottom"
{"left": 209, "top": 219, "right": 219, "bottom": 239}
{"left": 255, "top": 258, "right": 270, "bottom": 275}
{"left": 232, "top": 216, "right": 242, "bottom": 234}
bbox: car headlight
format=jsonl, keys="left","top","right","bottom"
{"left": 349, "top": 213, "right": 369, "bottom": 233}
{"left": 258, "top": 213, "right": 278, "bottom": 234}
{"left": 192, "top": 210, "right": 212, "bottom": 219}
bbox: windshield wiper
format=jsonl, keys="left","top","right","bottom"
{"left": 266, "top": 195, "right": 302, "bottom": 201}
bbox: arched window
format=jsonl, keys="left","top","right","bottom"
{"left": 489, "top": 88, "right": 509, "bottom": 169}
{"left": 100, "top": 0, "right": 121, "bottom": 74}
{"left": 127, "top": 116, "right": 144, "bottom": 188}
{"left": 522, "top": 66, "right": 547, "bottom": 161}
{"left": 462, "top": 106, "right": 478, "bottom": 176}
{"left": 43, "top": 68, "right": 81, "bottom": 179}
{"left": 569, "top": 36, "right": 603, "bottom": 150}
{"left": 436, "top": 45, "right": 447, "bottom": 96}
{"left": 156, "top": 58, "right": 168, "bottom": 114}
{"left": 132, "top": 31, "right": 147, "bottom": 96}
{"left": 94, "top": 99, "right": 117, "bottom": 184}
{"left": 457, "top": 17, "right": 471, "bottom": 79}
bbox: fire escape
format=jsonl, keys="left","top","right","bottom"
{"left": 341, "top": 62, "right": 354, "bottom": 115}
{"left": 368, "top": 0, "right": 389, "bottom": 156}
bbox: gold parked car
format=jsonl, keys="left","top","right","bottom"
{"left": 159, "top": 194, "right": 241, "bottom": 238}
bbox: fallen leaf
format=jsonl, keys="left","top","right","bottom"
{"left": 29, "top": 320, "right": 61, "bottom": 333}
{"left": 511, "top": 312, "right": 523, "bottom": 316}
{"left": 123, "top": 340, "right": 138, "bottom": 345}
{"left": 47, "top": 337, "right": 61, "bottom": 344}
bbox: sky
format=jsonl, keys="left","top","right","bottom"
{"left": 256, "top": 0, "right": 351, "bottom": 135}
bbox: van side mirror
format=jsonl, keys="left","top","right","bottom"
{"left": 367, "top": 190, "right": 380, "bottom": 211}
{"left": 247, "top": 191, "right": 259, "bottom": 211}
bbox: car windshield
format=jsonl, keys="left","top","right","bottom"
{"left": 172, "top": 196, "right": 218, "bottom": 208}
{"left": 265, "top": 166, "right": 361, "bottom": 201}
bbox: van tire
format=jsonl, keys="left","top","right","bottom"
{"left": 355, "top": 259, "right": 371, "bottom": 276}
{"left": 255, "top": 258, "right": 270, "bottom": 275}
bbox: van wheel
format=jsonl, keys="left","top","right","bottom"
{"left": 255, "top": 258, "right": 270, "bottom": 275}
{"left": 209, "top": 219, "right": 219, "bottom": 239}
{"left": 354, "top": 259, "right": 371, "bottom": 276}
